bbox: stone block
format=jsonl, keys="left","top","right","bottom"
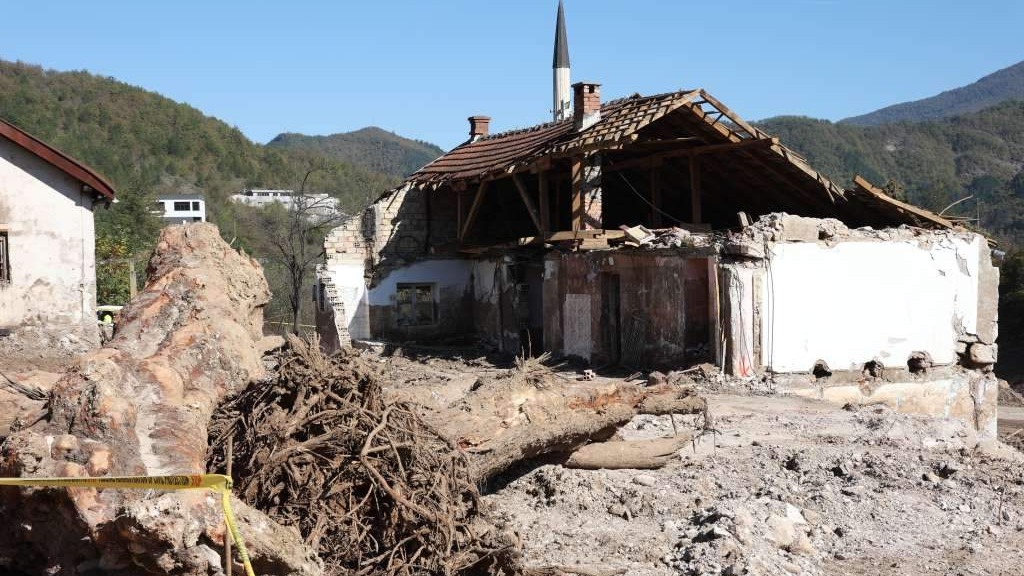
{"left": 778, "top": 215, "right": 821, "bottom": 242}
{"left": 969, "top": 343, "right": 997, "bottom": 365}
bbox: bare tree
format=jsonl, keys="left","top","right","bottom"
{"left": 258, "top": 161, "right": 350, "bottom": 333}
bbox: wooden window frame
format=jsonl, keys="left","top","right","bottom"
{"left": 0, "top": 231, "right": 9, "bottom": 284}
{"left": 395, "top": 283, "right": 437, "bottom": 327}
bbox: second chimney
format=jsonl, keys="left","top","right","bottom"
{"left": 573, "top": 82, "right": 601, "bottom": 131}
{"left": 468, "top": 115, "right": 491, "bottom": 141}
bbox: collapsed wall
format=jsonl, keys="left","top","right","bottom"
{"left": 718, "top": 214, "right": 1000, "bottom": 437}
{"left": 0, "top": 224, "right": 321, "bottom": 576}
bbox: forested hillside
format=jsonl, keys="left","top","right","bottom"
{"left": 842, "top": 60, "right": 1024, "bottom": 126}
{"left": 268, "top": 127, "right": 444, "bottom": 179}
{"left": 758, "top": 101, "right": 1024, "bottom": 245}
{"left": 0, "top": 60, "right": 403, "bottom": 325}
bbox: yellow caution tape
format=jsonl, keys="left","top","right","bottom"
{"left": 0, "top": 474, "right": 256, "bottom": 576}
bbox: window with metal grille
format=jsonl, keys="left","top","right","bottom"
{"left": 0, "top": 232, "right": 9, "bottom": 283}
{"left": 395, "top": 283, "right": 435, "bottom": 326}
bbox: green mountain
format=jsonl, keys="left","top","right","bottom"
{"left": 0, "top": 60, "right": 399, "bottom": 221}
{"left": 758, "top": 100, "right": 1024, "bottom": 245}
{"left": 0, "top": 59, "right": 409, "bottom": 325}
{"left": 267, "top": 127, "right": 445, "bottom": 179}
{"left": 842, "top": 60, "right": 1024, "bottom": 126}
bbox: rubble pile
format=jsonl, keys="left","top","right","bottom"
{"left": 207, "top": 336, "right": 517, "bottom": 576}
{"left": 0, "top": 224, "right": 319, "bottom": 576}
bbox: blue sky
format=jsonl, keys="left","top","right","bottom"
{"left": 2, "top": 1, "right": 1022, "bottom": 150}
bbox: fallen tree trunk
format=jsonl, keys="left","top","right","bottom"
{"left": 0, "top": 224, "right": 321, "bottom": 576}
{"left": 563, "top": 435, "right": 693, "bottom": 470}
{"left": 428, "top": 362, "right": 708, "bottom": 482}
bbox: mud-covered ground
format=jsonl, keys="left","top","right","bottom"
{"left": 378, "top": 349, "right": 1024, "bottom": 576}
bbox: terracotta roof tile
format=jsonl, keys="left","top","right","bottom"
{"left": 409, "top": 90, "right": 699, "bottom": 185}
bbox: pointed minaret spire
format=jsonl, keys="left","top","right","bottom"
{"left": 552, "top": 0, "right": 571, "bottom": 121}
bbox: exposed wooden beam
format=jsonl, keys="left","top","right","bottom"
{"left": 459, "top": 180, "right": 489, "bottom": 242}
{"left": 513, "top": 174, "right": 544, "bottom": 234}
{"left": 604, "top": 138, "right": 777, "bottom": 172}
{"left": 571, "top": 156, "right": 585, "bottom": 230}
{"left": 690, "top": 155, "right": 702, "bottom": 224}
{"left": 538, "top": 171, "right": 551, "bottom": 233}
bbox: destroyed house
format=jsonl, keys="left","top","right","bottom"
{"left": 317, "top": 81, "right": 1000, "bottom": 436}
{"left": 0, "top": 118, "right": 116, "bottom": 343}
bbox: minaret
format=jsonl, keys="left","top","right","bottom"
{"left": 553, "top": 0, "right": 571, "bottom": 121}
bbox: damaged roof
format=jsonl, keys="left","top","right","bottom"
{"left": 0, "top": 118, "right": 116, "bottom": 201}
{"left": 407, "top": 88, "right": 955, "bottom": 231}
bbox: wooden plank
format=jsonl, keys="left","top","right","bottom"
{"left": 571, "top": 156, "right": 584, "bottom": 230}
{"left": 459, "top": 180, "right": 489, "bottom": 242}
{"left": 690, "top": 155, "right": 702, "bottom": 224}
{"left": 853, "top": 175, "right": 955, "bottom": 230}
{"left": 513, "top": 174, "right": 544, "bottom": 233}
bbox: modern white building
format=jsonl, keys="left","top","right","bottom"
{"left": 230, "top": 189, "right": 343, "bottom": 222}
{"left": 0, "top": 118, "right": 116, "bottom": 343}
{"left": 155, "top": 193, "right": 206, "bottom": 223}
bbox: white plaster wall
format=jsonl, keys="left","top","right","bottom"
{"left": 762, "top": 236, "right": 982, "bottom": 373}
{"left": 563, "top": 294, "right": 592, "bottom": 359}
{"left": 472, "top": 260, "right": 501, "bottom": 305}
{"left": 322, "top": 261, "right": 371, "bottom": 341}
{"left": 322, "top": 258, "right": 500, "bottom": 342}
{"left": 366, "top": 259, "right": 475, "bottom": 308}
{"left": 0, "top": 136, "right": 98, "bottom": 339}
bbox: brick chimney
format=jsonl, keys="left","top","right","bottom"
{"left": 573, "top": 82, "right": 601, "bottom": 131}
{"left": 468, "top": 116, "right": 491, "bottom": 141}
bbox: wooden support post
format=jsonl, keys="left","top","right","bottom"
{"left": 538, "top": 171, "right": 551, "bottom": 234}
{"left": 650, "top": 165, "right": 662, "bottom": 228}
{"left": 459, "top": 180, "right": 489, "bottom": 242}
{"left": 571, "top": 156, "right": 584, "bottom": 230}
{"left": 513, "top": 174, "right": 544, "bottom": 234}
{"left": 457, "top": 189, "right": 463, "bottom": 237}
{"left": 552, "top": 174, "right": 562, "bottom": 231}
{"left": 690, "top": 155, "right": 702, "bottom": 224}
{"left": 128, "top": 259, "right": 137, "bottom": 299}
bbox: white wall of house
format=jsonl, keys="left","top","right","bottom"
{"left": 761, "top": 235, "right": 987, "bottom": 373}
{"left": 156, "top": 194, "right": 206, "bottom": 223}
{"left": 0, "top": 136, "right": 100, "bottom": 341}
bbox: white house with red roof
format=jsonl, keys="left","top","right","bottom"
{"left": 0, "top": 118, "right": 116, "bottom": 342}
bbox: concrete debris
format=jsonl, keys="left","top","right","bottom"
{"left": 622, "top": 224, "right": 656, "bottom": 246}
{"left": 969, "top": 342, "right": 998, "bottom": 366}
{"left": 0, "top": 224, "right": 321, "bottom": 576}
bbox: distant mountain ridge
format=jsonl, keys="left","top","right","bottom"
{"left": 842, "top": 60, "right": 1024, "bottom": 126}
{"left": 268, "top": 127, "right": 445, "bottom": 179}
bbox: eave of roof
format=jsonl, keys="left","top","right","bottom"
{"left": 0, "top": 119, "right": 116, "bottom": 201}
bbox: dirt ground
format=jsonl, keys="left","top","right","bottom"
{"left": 378, "top": 348, "right": 1024, "bottom": 576}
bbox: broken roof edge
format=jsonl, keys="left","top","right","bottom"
{"left": 0, "top": 118, "right": 116, "bottom": 201}
{"left": 850, "top": 175, "right": 961, "bottom": 233}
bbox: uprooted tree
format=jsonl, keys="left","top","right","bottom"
{"left": 208, "top": 338, "right": 708, "bottom": 576}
